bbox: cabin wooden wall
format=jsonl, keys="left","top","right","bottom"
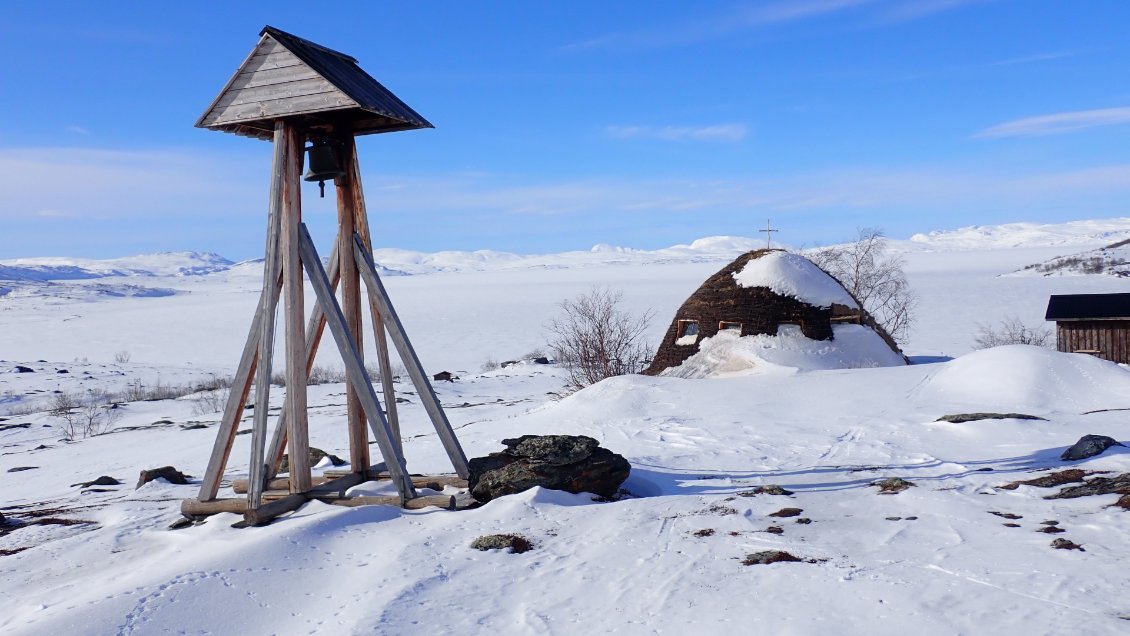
{"left": 1056, "top": 320, "right": 1130, "bottom": 364}
{"left": 199, "top": 36, "right": 357, "bottom": 128}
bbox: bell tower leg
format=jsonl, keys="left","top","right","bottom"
{"left": 281, "top": 122, "right": 311, "bottom": 494}
{"left": 336, "top": 137, "right": 371, "bottom": 473}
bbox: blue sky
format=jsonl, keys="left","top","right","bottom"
{"left": 2, "top": 1, "right": 1129, "bottom": 259}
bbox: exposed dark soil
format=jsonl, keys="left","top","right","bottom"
{"left": 693, "top": 528, "right": 715, "bottom": 537}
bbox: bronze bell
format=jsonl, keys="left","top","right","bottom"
{"left": 303, "top": 140, "right": 346, "bottom": 197}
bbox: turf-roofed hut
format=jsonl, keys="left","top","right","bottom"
{"left": 644, "top": 249, "right": 903, "bottom": 375}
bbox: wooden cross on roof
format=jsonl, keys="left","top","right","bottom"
{"left": 760, "top": 219, "right": 778, "bottom": 249}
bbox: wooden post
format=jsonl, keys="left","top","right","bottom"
{"left": 280, "top": 123, "right": 311, "bottom": 495}
{"left": 350, "top": 157, "right": 402, "bottom": 449}
{"left": 247, "top": 121, "right": 289, "bottom": 508}
{"left": 336, "top": 137, "right": 370, "bottom": 473}
{"left": 264, "top": 242, "right": 340, "bottom": 479}
{"left": 353, "top": 235, "right": 470, "bottom": 478}
{"left": 297, "top": 223, "right": 418, "bottom": 502}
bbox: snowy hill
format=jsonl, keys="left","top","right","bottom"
{"left": 1010, "top": 238, "right": 1130, "bottom": 277}
{"left": 0, "top": 251, "right": 233, "bottom": 280}
{"left": 907, "top": 217, "right": 1130, "bottom": 250}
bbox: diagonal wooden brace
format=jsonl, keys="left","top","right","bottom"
{"left": 352, "top": 233, "right": 470, "bottom": 478}
{"left": 298, "top": 223, "right": 417, "bottom": 502}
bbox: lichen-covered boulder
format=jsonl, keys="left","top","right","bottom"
{"left": 468, "top": 435, "right": 630, "bottom": 503}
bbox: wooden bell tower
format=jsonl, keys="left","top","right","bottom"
{"left": 182, "top": 26, "right": 468, "bottom": 525}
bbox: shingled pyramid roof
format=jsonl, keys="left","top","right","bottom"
{"left": 197, "top": 26, "right": 432, "bottom": 140}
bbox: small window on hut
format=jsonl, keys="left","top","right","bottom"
{"left": 675, "top": 320, "right": 700, "bottom": 346}
{"left": 719, "top": 321, "right": 742, "bottom": 333}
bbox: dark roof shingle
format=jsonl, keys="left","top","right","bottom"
{"left": 1045, "top": 293, "right": 1130, "bottom": 320}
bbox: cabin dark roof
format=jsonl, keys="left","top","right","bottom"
{"left": 197, "top": 26, "right": 432, "bottom": 140}
{"left": 1045, "top": 293, "right": 1130, "bottom": 321}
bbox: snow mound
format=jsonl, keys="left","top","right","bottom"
{"left": 660, "top": 325, "right": 906, "bottom": 378}
{"left": 732, "top": 251, "right": 858, "bottom": 308}
{"left": 919, "top": 345, "right": 1130, "bottom": 411}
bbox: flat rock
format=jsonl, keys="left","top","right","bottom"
{"left": 136, "top": 466, "right": 191, "bottom": 489}
{"left": 1045, "top": 473, "right": 1130, "bottom": 500}
{"left": 742, "top": 550, "right": 802, "bottom": 565}
{"left": 7, "top": 466, "right": 37, "bottom": 473}
{"left": 768, "top": 507, "right": 803, "bottom": 518}
{"left": 936, "top": 412, "right": 1045, "bottom": 423}
{"left": 71, "top": 476, "right": 121, "bottom": 488}
{"left": 1060, "top": 434, "right": 1125, "bottom": 461}
{"left": 468, "top": 435, "right": 630, "bottom": 503}
{"left": 738, "top": 484, "right": 793, "bottom": 496}
{"left": 1000, "top": 469, "right": 1088, "bottom": 490}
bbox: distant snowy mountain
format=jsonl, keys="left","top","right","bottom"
{"left": 907, "top": 218, "right": 1130, "bottom": 250}
{"left": 2, "top": 218, "right": 1128, "bottom": 287}
{"left": 0, "top": 251, "right": 233, "bottom": 281}
{"left": 1010, "top": 238, "right": 1130, "bottom": 277}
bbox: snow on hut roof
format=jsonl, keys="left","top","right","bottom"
{"left": 732, "top": 251, "right": 858, "bottom": 309}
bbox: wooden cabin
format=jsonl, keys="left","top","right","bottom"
{"left": 1045, "top": 293, "right": 1130, "bottom": 364}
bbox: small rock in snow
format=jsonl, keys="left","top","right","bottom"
{"left": 742, "top": 550, "right": 803, "bottom": 566}
{"left": 1050, "top": 538, "right": 1084, "bottom": 551}
{"left": 873, "top": 477, "right": 914, "bottom": 494}
{"left": 768, "top": 507, "right": 803, "bottom": 518}
{"left": 137, "top": 466, "right": 191, "bottom": 489}
{"left": 470, "top": 533, "right": 534, "bottom": 554}
{"left": 1060, "top": 434, "right": 1125, "bottom": 461}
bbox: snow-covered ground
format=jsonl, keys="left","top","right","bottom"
{"left": 1, "top": 219, "right": 1129, "bottom": 634}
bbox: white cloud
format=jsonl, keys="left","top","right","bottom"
{"left": 65, "top": 125, "right": 90, "bottom": 135}
{"left": 0, "top": 147, "right": 265, "bottom": 221}
{"left": 974, "top": 106, "right": 1130, "bottom": 138}
{"left": 362, "top": 164, "right": 1130, "bottom": 219}
{"left": 605, "top": 124, "right": 748, "bottom": 143}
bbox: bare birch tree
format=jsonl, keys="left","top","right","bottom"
{"left": 808, "top": 228, "right": 916, "bottom": 344}
{"left": 547, "top": 287, "right": 653, "bottom": 390}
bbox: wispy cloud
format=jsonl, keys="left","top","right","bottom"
{"left": 605, "top": 123, "right": 748, "bottom": 143}
{"left": 874, "top": 0, "right": 992, "bottom": 23}
{"left": 66, "top": 125, "right": 89, "bottom": 135}
{"left": 563, "top": 0, "right": 986, "bottom": 51}
{"left": 563, "top": 0, "right": 875, "bottom": 51}
{"left": 974, "top": 106, "right": 1130, "bottom": 138}
{"left": 990, "top": 50, "right": 1078, "bottom": 67}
